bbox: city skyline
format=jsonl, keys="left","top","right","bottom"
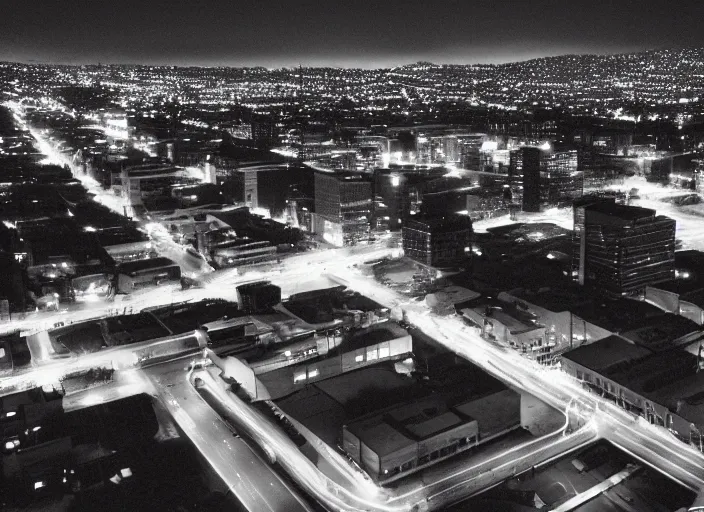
{"left": 2, "top": 0, "right": 704, "bottom": 68}
{"left": 3, "top": 3, "right": 704, "bottom": 510}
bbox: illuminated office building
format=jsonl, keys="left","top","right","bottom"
{"left": 402, "top": 215, "right": 473, "bottom": 268}
{"left": 313, "top": 171, "right": 373, "bottom": 246}
{"left": 574, "top": 200, "right": 676, "bottom": 297}
{"left": 509, "top": 146, "right": 581, "bottom": 212}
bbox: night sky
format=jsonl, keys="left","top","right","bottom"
{"left": 2, "top": 0, "right": 704, "bottom": 68}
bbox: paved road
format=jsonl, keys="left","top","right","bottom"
{"left": 191, "top": 353, "right": 598, "bottom": 512}
{"left": 325, "top": 269, "right": 704, "bottom": 493}
{"left": 144, "top": 359, "right": 316, "bottom": 512}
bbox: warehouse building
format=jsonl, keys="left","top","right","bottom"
{"left": 561, "top": 336, "right": 704, "bottom": 450}
{"left": 342, "top": 388, "right": 521, "bottom": 482}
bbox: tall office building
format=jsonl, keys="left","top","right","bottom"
{"left": 313, "top": 171, "right": 372, "bottom": 246}
{"left": 402, "top": 215, "right": 473, "bottom": 268}
{"left": 509, "top": 146, "right": 581, "bottom": 212}
{"left": 541, "top": 149, "right": 581, "bottom": 206}
{"left": 457, "top": 134, "right": 486, "bottom": 171}
{"left": 574, "top": 200, "right": 676, "bottom": 297}
{"left": 509, "top": 147, "right": 542, "bottom": 212}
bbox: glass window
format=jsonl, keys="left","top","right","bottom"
{"left": 379, "top": 346, "right": 390, "bottom": 358}
{"left": 355, "top": 354, "right": 364, "bottom": 363}
{"left": 293, "top": 371, "right": 306, "bottom": 383}
{"left": 367, "top": 347, "right": 378, "bottom": 361}
{"left": 308, "top": 368, "right": 319, "bottom": 378}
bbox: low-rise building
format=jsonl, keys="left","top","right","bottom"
{"left": 561, "top": 336, "right": 704, "bottom": 449}
{"left": 341, "top": 388, "right": 521, "bottom": 482}
{"left": 257, "top": 322, "right": 412, "bottom": 399}
{"left": 461, "top": 301, "right": 550, "bottom": 363}
{"left": 497, "top": 287, "right": 694, "bottom": 357}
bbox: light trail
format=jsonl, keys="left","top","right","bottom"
{"left": 324, "top": 265, "right": 704, "bottom": 494}
{"left": 148, "top": 359, "right": 315, "bottom": 512}
{"left": 191, "top": 366, "right": 408, "bottom": 512}
{"left": 6, "top": 102, "right": 704, "bottom": 506}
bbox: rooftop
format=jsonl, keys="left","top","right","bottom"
{"left": 647, "top": 371, "right": 704, "bottom": 426}
{"left": 605, "top": 349, "right": 699, "bottom": 396}
{"left": 452, "top": 389, "right": 521, "bottom": 437}
{"left": 145, "top": 299, "right": 241, "bottom": 334}
{"left": 404, "top": 215, "right": 473, "bottom": 233}
{"left": 619, "top": 314, "right": 702, "bottom": 352}
{"left": 357, "top": 422, "right": 416, "bottom": 457}
{"left": 117, "top": 256, "right": 177, "bottom": 273}
{"left": 582, "top": 201, "right": 655, "bottom": 221}
{"left": 562, "top": 335, "right": 653, "bottom": 373}
{"left": 570, "top": 298, "right": 667, "bottom": 333}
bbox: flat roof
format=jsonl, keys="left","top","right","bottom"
{"left": 489, "top": 309, "right": 540, "bottom": 333}
{"left": 404, "top": 411, "right": 463, "bottom": 439}
{"left": 452, "top": 389, "right": 521, "bottom": 436}
{"left": 604, "top": 349, "right": 699, "bottom": 396}
{"left": 646, "top": 371, "right": 704, "bottom": 425}
{"left": 404, "top": 215, "right": 472, "bottom": 232}
{"left": 562, "top": 335, "right": 653, "bottom": 373}
{"left": 583, "top": 201, "right": 655, "bottom": 221}
{"left": 95, "top": 225, "right": 149, "bottom": 246}
{"left": 570, "top": 299, "right": 666, "bottom": 333}
{"left": 619, "top": 314, "right": 701, "bottom": 352}
{"left": 146, "top": 299, "right": 241, "bottom": 333}
{"left": 117, "top": 256, "right": 177, "bottom": 272}
{"left": 436, "top": 286, "right": 481, "bottom": 305}
{"left": 357, "top": 422, "right": 416, "bottom": 457}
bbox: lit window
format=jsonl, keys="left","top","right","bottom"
{"left": 293, "top": 371, "right": 306, "bottom": 383}
{"left": 367, "top": 348, "right": 378, "bottom": 361}
{"left": 308, "top": 368, "right": 319, "bottom": 378}
{"left": 379, "top": 346, "right": 390, "bottom": 358}
{"left": 0, "top": 348, "right": 5, "bottom": 358}
{"left": 355, "top": 354, "right": 364, "bottom": 362}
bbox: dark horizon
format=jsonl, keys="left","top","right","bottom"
{"left": 2, "top": 0, "right": 704, "bottom": 69}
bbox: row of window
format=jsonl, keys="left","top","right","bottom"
{"left": 354, "top": 345, "right": 391, "bottom": 363}
{"left": 380, "top": 435, "right": 477, "bottom": 479}
{"left": 293, "top": 367, "right": 320, "bottom": 383}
